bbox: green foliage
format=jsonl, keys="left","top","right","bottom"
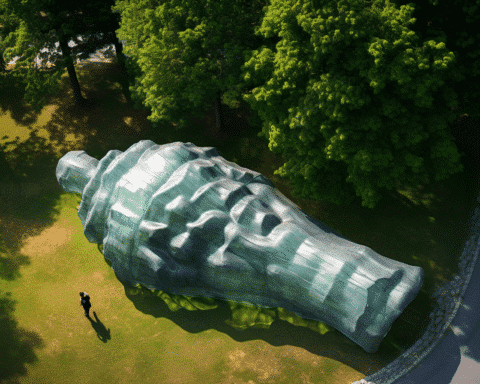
{"left": 224, "top": 301, "right": 277, "bottom": 330}
{"left": 0, "top": 8, "right": 65, "bottom": 110}
{"left": 385, "top": 0, "right": 480, "bottom": 121}
{"left": 112, "top": 0, "right": 474, "bottom": 209}
{"left": 3, "top": 0, "right": 476, "bottom": 209}
{"left": 0, "top": 0, "right": 123, "bottom": 110}
{"left": 23, "top": 66, "right": 64, "bottom": 112}
{"left": 112, "top": 0, "right": 280, "bottom": 131}
{"left": 240, "top": 0, "right": 468, "bottom": 208}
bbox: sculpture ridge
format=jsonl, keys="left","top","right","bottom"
{"left": 56, "top": 139, "right": 425, "bottom": 353}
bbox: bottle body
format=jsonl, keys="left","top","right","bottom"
{"left": 56, "top": 140, "right": 424, "bottom": 353}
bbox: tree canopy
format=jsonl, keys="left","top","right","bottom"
{"left": 0, "top": 0, "right": 127, "bottom": 110}
{"left": 239, "top": 0, "right": 471, "bottom": 208}
{"left": 384, "top": 0, "right": 480, "bottom": 122}
{"left": 3, "top": 0, "right": 477, "bottom": 209}
{"left": 0, "top": 1, "right": 64, "bottom": 111}
{"left": 112, "top": 0, "right": 474, "bottom": 209}
{"left": 112, "top": 0, "right": 281, "bottom": 129}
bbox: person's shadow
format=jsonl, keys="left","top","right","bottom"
{"left": 86, "top": 311, "right": 111, "bottom": 343}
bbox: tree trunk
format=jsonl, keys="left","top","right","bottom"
{"left": 214, "top": 92, "right": 224, "bottom": 132}
{"left": 58, "top": 36, "right": 86, "bottom": 106}
{"left": 0, "top": 52, "right": 6, "bottom": 72}
{"left": 112, "top": 35, "right": 132, "bottom": 103}
{"left": 112, "top": 35, "right": 127, "bottom": 72}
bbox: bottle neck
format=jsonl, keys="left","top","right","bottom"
{"left": 56, "top": 150, "right": 99, "bottom": 194}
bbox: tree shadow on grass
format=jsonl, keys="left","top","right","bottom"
{"left": 0, "top": 290, "right": 45, "bottom": 384}
{"left": 0, "top": 130, "right": 64, "bottom": 384}
{"left": 39, "top": 61, "right": 167, "bottom": 164}
{"left": 0, "top": 70, "right": 43, "bottom": 127}
{"left": 0, "top": 129, "right": 63, "bottom": 222}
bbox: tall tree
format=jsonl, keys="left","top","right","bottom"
{"left": 0, "top": 0, "right": 129, "bottom": 110}
{"left": 0, "top": 8, "right": 65, "bottom": 111}
{"left": 240, "top": 0, "right": 471, "bottom": 209}
{"left": 112, "top": 0, "right": 281, "bottom": 131}
{"left": 0, "top": 0, "right": 20, "bottom": 72}
{"left": 113, "top": 0, "right": 474, "bottom": 209}
{"left": 383, "top": 0, "right": 480, "bottom": 122}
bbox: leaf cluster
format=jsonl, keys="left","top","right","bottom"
{"left": 0, "top": 0, "right": 123, "bottom": 111}
{"left": 112, "top": 0, "right": 281, "bottom": 130}
{"left": 3, "top": 0, "right": 477, "bottom": 209}
{"left": 239, "top": 0, "right": 468, "bottom": 208}
{"left": 111, "top": 0, "right": 476, "bottom": 209}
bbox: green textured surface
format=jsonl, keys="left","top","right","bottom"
{"left": 97, "top": 242, "right": 334, "bottom": 335}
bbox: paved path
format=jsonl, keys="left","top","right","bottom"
{"left": 392, "top": 240, "right": 480, "bottom": 384}
{"left": 355, "top": 197, "right": 480, "bottom": 384}
{"left": 357, "top": 220, "right": 480, "bottom": 384}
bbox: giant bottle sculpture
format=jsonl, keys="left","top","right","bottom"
{"left": 56, "top": 140, "right": 424, "bottom": 353}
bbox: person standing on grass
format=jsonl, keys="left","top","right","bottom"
{"left": 80, "top": 292, "right": 92, "bottom": 317}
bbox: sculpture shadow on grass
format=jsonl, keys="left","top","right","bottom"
{"left": 117, "top": 274, "right": 399, "bottom": 377}
{"left": 97, "top": 231, "right": 429, "bottom": 377}
{"left": 92, "top": 201, "right": 434, "bottom": 373}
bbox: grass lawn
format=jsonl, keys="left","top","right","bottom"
{"left": 1, "top": 60, "right": 479, "bottom": 384}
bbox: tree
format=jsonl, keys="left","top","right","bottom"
{"left": 112, "top": 0, "right": 282, "bottom": 131}
{"left": 111, "top": 0, "right": 471, "bottom": 209}
{"left": 0, "top": 0, "right": 129, "bottom": 110}
{"left": 0, "top": 0, "right": 19, "bottom": 72}
{"left": 0, "top": 6, "right": 65, "bottom": 111}
{"left": 383, "top": 0, "right": 480, "bottom": 122}
{"left": 236, "top": 0, "right": 471, "bottom": 209}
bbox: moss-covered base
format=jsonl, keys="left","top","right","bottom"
{"left": 97, "top": 242, "right": 334, "bottom": 335}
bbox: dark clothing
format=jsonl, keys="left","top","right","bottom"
{"left": 80, "top": 293, "right": 92, "bottom": 316}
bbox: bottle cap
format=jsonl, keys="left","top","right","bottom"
{"left": 56, "top": 150, "right": 99, "bottom": 194}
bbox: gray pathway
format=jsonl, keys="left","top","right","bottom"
{"left": 354, "top": 199, "right": 480, "bottom": 384}
{"left": 389, "top": 239, "right": 480, "bottom": 383}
